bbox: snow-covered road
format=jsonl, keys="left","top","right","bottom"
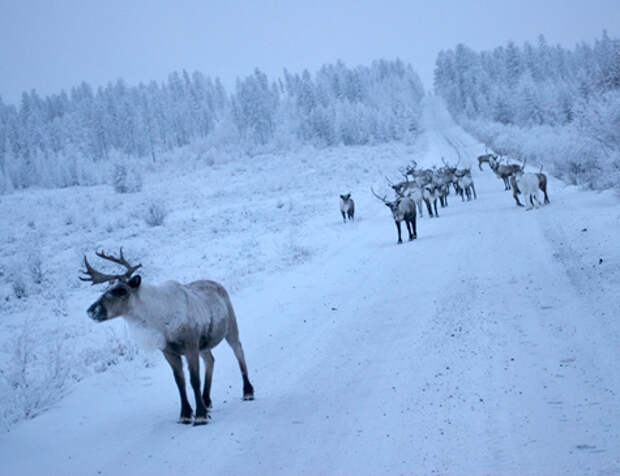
{"left": 1, "top": 97, "right": 618, "bottom": 475}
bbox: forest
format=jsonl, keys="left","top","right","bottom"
{"left": 0, "top": 32, "right": 618, "bottom": 194}
{"left": 0, "top": 59, "right": 424, "bottom": 193}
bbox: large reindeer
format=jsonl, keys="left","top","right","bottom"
{"left": 371, "top": 187, "right": 417, "bottom": 244}
{"left": 81, "top": 249, "right": 254, "bottom": 426}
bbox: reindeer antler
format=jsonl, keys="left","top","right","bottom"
{"left": 370, "top": 187, "right": 389, "bottom": 203}
{"left": 80, "top": 248, "right": 142, "bottom": 285}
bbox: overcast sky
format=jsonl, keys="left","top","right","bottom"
{"left": 0, "top": 0, "right": 618, "bottom": 105}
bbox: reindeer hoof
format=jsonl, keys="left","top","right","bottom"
{"left": 193, "top": 416, "right": 209, "bottom": 426}
{"left": 243, "top": 394, "right": 255, "bottom": 401}
{"left": 178, "top": 416, "right": 193, "bottom": 425}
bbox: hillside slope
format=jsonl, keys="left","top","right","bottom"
{"left": 1, "top": 96, "right": 618, "bottom": 475}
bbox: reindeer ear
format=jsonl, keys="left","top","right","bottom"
{"left": 128, "top": 275, "right": 141, "bottom": 289}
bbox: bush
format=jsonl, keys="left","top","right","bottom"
{"left": 11, "top": 273, "right": 27, "bottom": 299}
{"left": 144, "top": 200, "right": 167, "bottom": 227}
{"left": 112, "top": 162, "right": 143, "bottom": 194}
{"left": 0, "top": 319, "right": 70, "bottom": 429}
{"left": 27, "top": 252, "right": 44, "bottom": 285}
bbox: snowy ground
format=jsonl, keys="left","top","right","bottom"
{"left": 0, "top": 96, "right": 618, "bottom": 475}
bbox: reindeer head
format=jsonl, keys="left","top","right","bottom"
{"left": 371, "top": 187, "right": 401, "bottom": 219}
{"left": 80, "top": 248, "right": 142, "bottom": 322}
{"left": 340, "top": 193, "right": 351, "bottom": 202}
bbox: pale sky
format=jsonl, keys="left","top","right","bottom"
{"left": 0, "top": 0, "right": 618, "bottom": 105}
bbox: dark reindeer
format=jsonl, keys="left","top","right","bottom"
{"left": 477, "top": 153, "right": 495, "bottom": 171}
{"left": 371, "top": 187, "right": 417, "bottom": 244}
{"left": 81, "top": 249, "right": 254, "bottom": 426}
{"left": 488, "top": 155, "right": 523, "bottom": 190}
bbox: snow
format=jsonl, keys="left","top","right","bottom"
{"left": 0, "top": 96, "right": 619, "bottom": 475}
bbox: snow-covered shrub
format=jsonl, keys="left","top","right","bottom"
{"left": 112, "top": 161, "right": 143, "bottom": 194}
{"left": 10, "top": 272, "right": 27, "bottom": 299}
{"left": 144, "top": 200, "right": 167, "bottom": 227}
{"left": 0, "top": 319, "right": 70, "bottom": 429}
{"left": 27, "top": 252, "right": 44, "bottom": 285}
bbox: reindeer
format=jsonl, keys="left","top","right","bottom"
{"left": 510, "top": 171, "right": 550, "bottom": 207}
{"left": 535, "top": 172, "right": 550, "bottom": 205}
{"left": 422, "top": 181, "right": 440, "bottom": 217}
{"left": 339, "top": 193, "right": 355, "bottom": 223}
{"left": 454, "top": 168, "right": 477, "bottom": 201}
{"left": 387, "top": 174, "right": 425, "bottom": 218}
{"left": 371, "top": 187, "right": 417, "bottom": 244}
{"left": 440, "top": 157, "right": 462, "bottom": 199}
{"left": 488, "top": 156, "right": 522, "bottom": 190}
{"left": 414, "top": 168, "right": 440, "bottom": 217}
{"left": 80, "top": 249, "right": 254, "bottom": 426}
{"left": 477, "top": 153, "right": 495, "bottom": 171}
{"left": 512, "top": 171, "right": 543, "bottom": 210}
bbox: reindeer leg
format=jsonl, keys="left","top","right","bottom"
{"left": 341, "top": 211, "right": 346, "bottom": 223}
{"left": 525, "top": 194, "right": 534, "bottom": 210}
{"left": 513, "top": 192, "right": 524, "bottom": 207}
{"left": 433, "top": 200, "right": 439, "bottom": 217}
{"left": 186, "top": 348, "right": 209, "bottom": 425}
{"left": 412, "top": 214, "right": 417, "bottom": 239}
{"left": 395, "top": 221, "right": 403, "bottom": 244}
{"left": 200, "top": 350, "right": 215, "bottom": 409}
{"left": 472, "top": 184, "right": 477, "bottom": 199}
{"left": 162, "top": 349, "right": 193, "bottom": 424}
{"left": 224, "top": 327, "right": 254, "bottom": 401}
{"left": 424, "top": 199, "right": 433, "bottom": 217}
{"left": 542, "top": 185, "right": 550, "bottom": 204}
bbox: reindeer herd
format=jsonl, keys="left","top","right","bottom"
{"left": 342, "top": 152, "right": 551, "bottom": 244}
{"left": 78, "top": 149, "right": 550, "bottom": 427}
{"left": 363, "top": 158, "right": 479, "bottom": 243}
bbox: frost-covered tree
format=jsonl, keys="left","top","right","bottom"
{"left": 0, "top": 58, "right": 425, "bottom": 192}
{"left": 434, "top": 31, "right": 620, "bottom": 189}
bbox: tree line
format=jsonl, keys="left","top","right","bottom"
{"left": 434, "top": 31, "right": 620, "bottom": 189}
{"left": 0, "top": 59, "right": 424, "bottom": 192}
